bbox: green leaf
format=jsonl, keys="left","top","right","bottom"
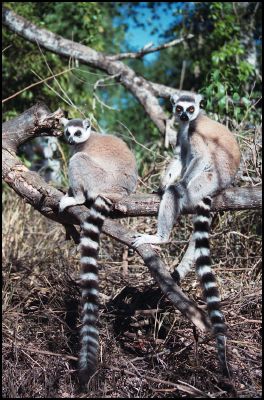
{"left": 216, "top": 82, "right": 226, "bottom": 97}
{"left": 232, "top": 93, "right": 240, "bottom": 102}
{"left": 218, "top": 96, "right": 226, "bottom": 111}
{"left": 241, "top": 97, "right": 251, "bottom": 107}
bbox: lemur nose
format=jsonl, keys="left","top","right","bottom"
{"left": 180, "top": 113, "right": 189, "bottom": 121}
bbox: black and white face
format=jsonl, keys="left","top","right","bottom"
{"left": 171, "top": 94, "right": 202, "bottom": 123}
{"left": 60, "top": 118, "right": 91, "bottom": 145}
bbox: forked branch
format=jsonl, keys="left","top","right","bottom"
{"left": 2, "top": 104, "right": 262, "bottom": 334}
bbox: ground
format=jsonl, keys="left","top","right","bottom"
{"left": 2, "top": 188, "right": 262, "bottom": 398}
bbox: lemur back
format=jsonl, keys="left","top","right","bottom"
{"left": 68, "top": 132, "right": 138, "bottom": 201}
{"left": 59, "top": 118, "right": 137, "bottom": 383}
{"left": 189, "top": 113, "right": 240, "bottom": 184}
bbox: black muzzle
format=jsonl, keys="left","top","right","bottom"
{"left": 180, "top": 112, "right": 189, "bottom": 122}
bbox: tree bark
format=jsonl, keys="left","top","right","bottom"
{"left": 2, "top": 4, "right": 262, "bottom": 337}
{"left": 2, "top": 103, "right": 262, "bottom": 334}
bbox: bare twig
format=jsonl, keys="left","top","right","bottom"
{"left": 2, "top": 68, "right": 74, "bottom": 104}
{"left": 35, "top": 41, "right": 77, "bottom": 111}
{"left": 4, "top": 341, "right": 78, "bottom": 361}
{"left": 108, "top": 366, "right": 214, "bottom": 397}
{"left": 107, "top": 35, "right": 194, "bottom": 61}
{"left": 93, "top": 73, "right": 122, "bottom": 110}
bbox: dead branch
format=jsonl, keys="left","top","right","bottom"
{"left": 2, "top": 103, "right": 262, "bottom": 335}
{"left": 102, "top": 219, "right": 211, "bottom": 332}
{"left": 107, "top": 35, "right": 194, "bottom": 60}
{"left": 113, "top": 187, "right": 262, "bottom": 216}
{"left": 2, "top": 102, "right": 64, "bottom": 152}
{"left": 149, "top": 82, "right": 195, "bottom": 99}
{"left": 2, "top": 68, "right": 74, "bottom": 104}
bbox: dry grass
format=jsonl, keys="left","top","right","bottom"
{"left": 2, "top": 181, "right": 262, "bottom": 398}
{"left": 2, "top": 116, "right": 262, "bottom": 398}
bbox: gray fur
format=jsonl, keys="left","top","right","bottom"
{"left": 133, "top": 94, "right": 240, "bottom": 247}
{"left": 59, "top": 118, "right": 138, "bottom": 383}
{"left": 132, "top": 94, "right": 240, "bottom": 379}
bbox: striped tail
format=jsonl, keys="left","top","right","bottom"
{"left": 193, "top": 196, "right": 230, "bottom": 378}
{"left": 78, "top": 195, "right": 112, "bottom": 384}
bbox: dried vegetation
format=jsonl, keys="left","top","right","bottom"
{"left": 2, "top": 124, "right": 262, "bottom": 398}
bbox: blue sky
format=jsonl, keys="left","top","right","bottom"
{"left": 115, "top": 3, "right": 180, "bottom": 62}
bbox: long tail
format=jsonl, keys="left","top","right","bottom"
{"left": 78, "top": 195, "right": 112, "bottom": 384}
{"left": 193, "top": 196, "right": 230, "bottom": 378}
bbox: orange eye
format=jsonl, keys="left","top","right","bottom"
{"left": 176, "top": 106, "right": 182, "bottom": 113}
{"left": 188, "top": 106, "right": 195, "bottom": 113}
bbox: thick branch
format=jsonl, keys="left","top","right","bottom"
{"left": 2, "top": 152, "right": 211, "bottom": 333}
{"left": 113, "top": 187, "right": 262, "bottom": 216}
{"left": 2, "top": 103, "right": 262, "bottom": 334}
{"left": 2, "top": 102, "right": 63, "bottom": 152}
{"left": 149, "top": 83, "right": 194, "bottom": 99}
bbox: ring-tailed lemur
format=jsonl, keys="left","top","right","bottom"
{"left": 133, "top": 94, "right": 241, "bottom": 378}
{"left": 59, "top": 118, "right": 138, "bottom": 383}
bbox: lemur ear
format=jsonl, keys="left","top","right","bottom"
{"left": 170, "top": 94, "right": 179, "bottom": 114}
{"left": 60, "top": 117, "right": 70, "bottom": 126}
{"left": 83, "top": 119, "right": 91, "bottom": 130}
{"left": 195, "top": 94, "right": 203, "bottom": 105}
{"left": 170, "top": 94, "right": 179, "bottom": 106}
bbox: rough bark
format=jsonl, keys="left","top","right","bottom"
{"left": 113, "top": 187, "right": 262, "bottom": 216}
{"left": 2, "top": 102, "right": 63, "bottom": 151}
{"left": 2, "top": 103, "right": 262, "bottom": 334}
{"left": 2, "top": 5, "right": 262, "bottom": 336}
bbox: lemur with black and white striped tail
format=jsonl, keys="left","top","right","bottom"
{"left": 59, "top": 118, "right": 138, "bottom": 384}
{"left": 133, "top": 93, "right": 241, "bottom": 378}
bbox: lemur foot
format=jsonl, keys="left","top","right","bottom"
{"left": 132, "top": 234, "right": 168, "bottom": 248}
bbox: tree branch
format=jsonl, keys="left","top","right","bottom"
{"left": 2, "top": 7, "right": 169, "bottom": 135}
{"left": 2, "top": 102, "right": 64, "bottom": 152}
{"left": 2, "top": 104, "right": 262, "bottom": 335}
{"left": 107, "top": 35, "right": 194, "bottom": 61}
{"left": 113, "top": 187, "right": 262, "bottom": 216}
{"left": 149, "top": 82, "right": 195, "bottom": 99}
{"left": 102, "top": 219, "right": 211, "bottom": 333}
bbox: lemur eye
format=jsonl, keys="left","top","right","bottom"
{"left": 74, "top": 130, "right": 82, "bottom": 137}
{"left": 65, "top": 130, "right": 70, "bottom": 136}
{"left": 176, "top": 106, "right": 183, "bottom": 113}
{"left": 188, "top": 106, "right": 195, "bottom": 113}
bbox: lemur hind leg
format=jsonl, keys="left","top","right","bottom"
{"left": 171, "top": 232, "right": 195, "bottom": 283}
{"left": 172, "top": 212, "right": 212, "bottom": 284}
{"left": 171, "top": 171, "right": 216, "bottom": 281}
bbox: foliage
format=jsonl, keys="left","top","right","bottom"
{"left": 2, "top": 2, "right": 262, "bottom": 174}
{"left": 2, "top": 2, "right": 126, "bottom": 121}
{"left": 145, "top": 2, "right": 262, "bottom": 123}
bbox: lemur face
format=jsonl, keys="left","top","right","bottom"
{"left": 171, "top": 94, "right": 203, "bottom": 122}
{"left": 60, "top": 118, "right": 91, "bottom": 145}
